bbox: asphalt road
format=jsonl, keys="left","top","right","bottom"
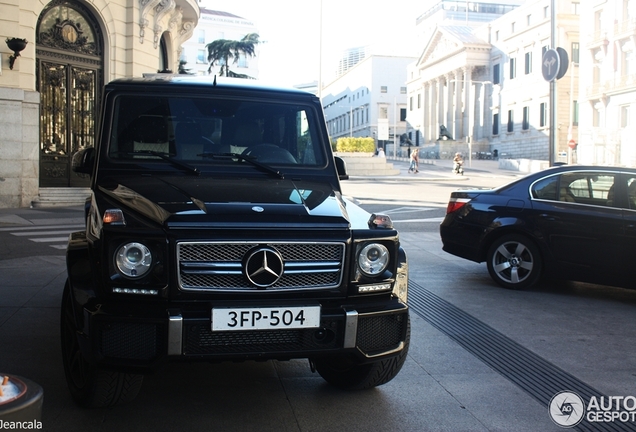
{"left": 1, "top": 160, "right": 635, "bottom": 431}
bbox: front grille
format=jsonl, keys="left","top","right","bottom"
{"left": 177, "top": 241, "right": 345, "bottom": 292}
{"left": 99, "top": 322, "right": 159, "bottom": 360}
{"left": 356, "top": 313, "right": 406, "bottom": 356}
{"left": 184, "top": 319, "right": 341, "bottom": 355}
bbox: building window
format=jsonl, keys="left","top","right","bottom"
{"left": 237, "top": 54, "right": 248, "bottom": 68}
{"left": 621, "top": 105, "right": 630, "bottom": 128}
{"left": 409, "top": 96, "right": 413, "bottom": 111}
{"left": 522, "top": 106, "right": 530, "bottom": 130}
{"left": 507, "top": 110, "right": 514, "bottom": 132}
{"left": 511, "top": 22, "right": 516, "bottom": 33}
{"left": 198, "top": 29, "right": 205, "bottom": 44}
{"left": 417, "top": 94, "right": 421, "bottom": 109}
{"left": 573, "top": 100, "right": 579, "bottom": 126}
{"left": 197, "top": 49, "right": 206, "bottom": 64}
{"left": 493, "top": 113, "right": 499, "bottom": 135}
{"left": 593, "top": 104, "right": 601, "bottom": 127}
{"left": 400, "top": 87, "right": 407, "bottom": 94}
{"left": 400, "top": 108, "right": 407, "bottom": 121}
{"left": 540, "top": 102, "right": 547, "bottom": 127}
{"left": 380, "top": 86, "right": 387, "bottom": 93}
{"left": 495, "top": 30, "right": 499, "bottom": 41}
{"left": 525, "top": 51, "right": 533, "bottom": 74}
{"left": 509, "top": 57, "right": 516, "bottom": 79}
{"left": 572, "top": 42, "right": 580, "bottom": 64}
{"left": 544, "top": 6, "right": 549, "bottom": 18}
{"left": 527, "top": 14, "right": 532, "bottom": 26}
{"left": 493, "top": 63, "right": 500, "bottom": 84}
{"left": 542, "top": 45, "right": 549, "bottom": 57}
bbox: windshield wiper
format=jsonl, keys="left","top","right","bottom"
{"left": 115, "top": 151, "right": 200, "bottom": 175}
{"left": 202, "top": 152, "right": 284, "bottom": 179}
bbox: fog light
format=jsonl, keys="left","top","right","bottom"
{"left": 113, "top": 287, "right": 159, "bottom": 295}
{"left": 358, "top": 283, "right": 391, "bottom": 293}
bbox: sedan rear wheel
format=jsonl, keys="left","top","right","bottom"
{"left": 486, "top": 234, "right": 542, "bottom": 289}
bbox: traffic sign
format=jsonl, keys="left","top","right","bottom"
{"left": 568, "top": 140, "right": 577, "bottom": 149}
{"left": 542, "top": 49, "right": 560, "bottom": 82}
{"left": 556, "top": 47, "right": 569, "bottom": 80}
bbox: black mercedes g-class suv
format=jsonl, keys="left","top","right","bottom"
{"left": 62, "top": 75, "right": 409, "bottom": 407}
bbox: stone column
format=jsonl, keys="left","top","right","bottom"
{"left": 454, "top": 70, "right": 462, "bottom": 140}
{"left": 463, "top": 66, "right": 472, "bottom": 139}
{"left": 446, "top": 73, "right": 453, "bottom": 133}
{"left": 428, "top": 80, "right": 437, "bottom": 141}
{"left": 437, "top": 77, "right": 445, "bottom": 140}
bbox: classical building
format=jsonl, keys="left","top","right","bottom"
{"left": 406, "top": 0, "right": 580, "bottom": 163}
{"left": 179, "top": 8, "right": 259, "bottom": 78}
{"left": 0, "top": 0, "right": 199, "bottom": 208}
{"left": 577, "top": 0, "right": 636, "bottom": 167}
{"left": 321, "top": 54, "right": 416, "bottom": 156}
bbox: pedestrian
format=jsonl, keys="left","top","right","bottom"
{"left": 408, "top": 148, "right": 419, "bottom": 173}
{"left": 377, "top": 147, "right": 386, "bottom": 158}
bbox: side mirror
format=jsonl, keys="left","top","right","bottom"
{"left": 334, "top": 156, "right": 349, "bottom": 180}
{"left": 71, "top": 147, "right": 96, "bottom": 175}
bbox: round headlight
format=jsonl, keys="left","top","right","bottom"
{"left": 115, "top": 242, "right": 152, "bottom": 278}
{"left": 358, "top": 243, "right": 389, "bottom": 276}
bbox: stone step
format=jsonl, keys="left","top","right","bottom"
{"left": 337, "top": 155, "right": 400, "bottom": 176}
{"left": 31, "top": 188, "right": 91, "bottom": 208}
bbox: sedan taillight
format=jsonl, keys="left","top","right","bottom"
{"left": 446, "top": 198, "right": 471, "bottom": 214}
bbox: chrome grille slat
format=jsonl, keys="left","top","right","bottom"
{"left": 177, "top": 242, "right": 345, "bottom": 292}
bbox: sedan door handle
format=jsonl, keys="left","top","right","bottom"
{"left": 538, "top": 213, "right": 558, "bottom": 221}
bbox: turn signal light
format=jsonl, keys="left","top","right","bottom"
{"left": 103, "top": 209, "right": 126, "bottom": 225}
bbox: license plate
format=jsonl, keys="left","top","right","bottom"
{"left": 212, "top": 306, "right": 321, "bottom": 331}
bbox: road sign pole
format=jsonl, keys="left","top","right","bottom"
{"left": 549, "top": 0, "right": 556, "bottom": 166}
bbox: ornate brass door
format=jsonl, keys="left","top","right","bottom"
{"left": 36, "top": 0, "right": 103, "bottom": 187}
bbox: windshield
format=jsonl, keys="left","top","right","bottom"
{"left": 106, "top": 94, "right": 326, "bottom": 169}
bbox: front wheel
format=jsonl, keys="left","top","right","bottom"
{"left": 486, "top": 234, "right": 542, "bottom": 289}
{"left": 313, "top": 315, "right": 410, "bottom": 389}
{"left": 60, "top": 281, "right": 143, "bottom": 408}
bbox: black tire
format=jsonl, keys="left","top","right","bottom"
{"left": 314, "top": 315, "right": 410, "bottom": 390}
{"left": 486, "top": 234, "right": 543, "bottom": 290}
{"left": 60, "top": 280, "right": 143, "bottom": 408}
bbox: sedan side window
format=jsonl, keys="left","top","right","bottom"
{"left": 560, "top": 173, "right": 616, "bottom": 207}
{"left": 531, "top": 176, "right": 558, "bottom": 200}
{"left": 628, "top": 177, "right": 636, "bottom": 210}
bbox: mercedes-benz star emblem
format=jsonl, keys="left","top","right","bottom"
{"left": 244, "top": 247, "right": 284, "bottom": 288}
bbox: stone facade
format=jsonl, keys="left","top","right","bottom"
{"left": 0, "top": 0, "right": 199, "bottom": 208}
{"left": 406, "top": 0, "right": 580, "bottom": 164}
{"left": 0, "top": 88, "right": 39, "bottom": 207}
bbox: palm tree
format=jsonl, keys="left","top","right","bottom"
{"left": 206, "top": 33, "right": 260, "bottom": 78}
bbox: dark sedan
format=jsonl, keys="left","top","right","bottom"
{"left": 440, "top": 165, "right": 636, "bottom": 290}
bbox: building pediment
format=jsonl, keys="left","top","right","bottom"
{"left": 417, "top": 26, "right": 490, "bottom": 70}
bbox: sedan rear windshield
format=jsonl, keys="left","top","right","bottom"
{"left": 106, "top": 94, "right": 326, "bottom": 168}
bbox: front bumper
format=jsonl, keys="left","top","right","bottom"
{"left": 80, "top": 300, "right": 409, "bottom": 371}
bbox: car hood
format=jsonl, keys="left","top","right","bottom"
{"left": 96, "top": 175, "right": 353, "bottom": 229}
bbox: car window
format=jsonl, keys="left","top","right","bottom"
{"left": 531, "top": 176, "right": 558, "bottom": 200}
{"left": 628, "top": 177, "right": 636, "bottom": 210}
{"left": 107, "top": 95, "right": 326, "bottom": 168}
{"left": 560, "top": 172, "right": 616, "bottom": 207}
